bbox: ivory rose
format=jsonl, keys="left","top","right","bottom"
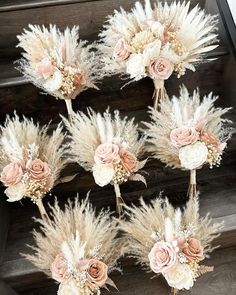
{"left": 180, "top": 237, "right": 204, "bottom": 262}
{"left": 35, "top": 58, "right": 54, "bottom": 79}
{"left": 86, "top": 259, "right": 108, "bottom": 289}
{"left": 1, "top": 160, "right": 24, "bottom": 186}
{"left": 148, "top": 241, "right": 177, "bottom": 273}
{"left": 5, "top": 182, "right": 26, "bottom": 202}
{"left": 93, "top": 163, "right": 115, "bottom": 187}
{"left": 170, "top": 127, "right": 198, "bottom": 148}
{"left": 179, "top": 141, "right": 208, "bottom": 170}
{"left": 51, "top": 253, "right": 70, "bottom": 283}
{"left": 27, "top": 159, "right": 52, "bottom": 181}
{"left": 113, "top": 38, "right": 130, "bottom": 60}
{"left": 149, "top": 57, "right": 174, "bottom": 80}
{"left": 119, "top": 149, "right": 137, "bottom": 173}
{"left": 163, "top": 263, "right": 194, "bottom": 290}
{"left": 94, "top": 143, "right": 120, "bottom": 165}
{"left": 126, "top": 53, "right": 146, "bottom": 80}
{"left": 43, "top": 69, "right": 63, "bottom": 92}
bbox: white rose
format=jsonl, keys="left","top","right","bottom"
{"left": 163, "top": 263, "right": 194, "bottom": 290}
{"left": 126, "top": 53, "right": 146, "bottom": 80}
{"left": 92, "top": 163, "right": 115, "bottom": 187}
{"left": 58, "top": 280, "right": 79, "bottom": 295}
{"left": 143, "top": 40, "right": 162, "bottom": 66}
{"left": 179, "top": 141, "right": 208, "bottom": 170}
{"left": 150, "top": 21, "right": 165, "bottom": 38}
{"left": 43, "top": 69, "right": 62, "bottom": 92}
{"left": 5, "top": 182, "right": 26, "bottom": 202}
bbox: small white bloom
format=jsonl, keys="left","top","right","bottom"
{"left": 58, "top": 279, "right": 80, "bottom": 295}
{"left": 179, "top": 141, "right": 208, "bottom": 170}
{"left": 150, "top": 21, "right": 165, "bottom": 38}
{"left": 126, "top": 53, "right": 146, "bottom": 80}
{"left": 92, "top": 163, "right": 115, "bottom": 187}
{"left": 163, "top": 263, "right": 194, "bottom": 290}
{"left": 143, "top": 40, "right": 162, "bottom": 66}
{"left": 5, "top": 182, "right": 26, "bottom": 202}
{"left": 43, "top": 69, "right": 63, "bottom": 92}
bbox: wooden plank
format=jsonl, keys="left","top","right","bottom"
{"left": 0, "top": 54, "right": 234, "bottom": 127}
{"left": 0, "top": 0, "right": 212, "bottom": 59}
{"left": 0, "top": 199, "right": 9, "bottom": 264}
{"left": 0, "top": 0, "right": 101, "bottom": 12}
{"left": 0, "top": 160, "right": 235, "bottom": 287}
{"left": 9, "top": 247, "right": 236, "bottom": 295}
{"left": 0, "top": 281, "right": 18, "bottom": 295}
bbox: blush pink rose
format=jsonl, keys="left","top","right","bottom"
{"left": 119, "top": 149, "right": 138, "bottom": 173}
{"left": 149, "top": 57, "right": 174, "bottom": 80}
{"left": 1, "top": 160, "right": 24, "bottom": 186}
{"left": 35, "top": 58, "right": 54, "bottom": 79}
{"left": 170, "top": 127, "right": 198, "bottom": 148}
{"left": 148, "top": 241, "right": 177, "bottom": 273}
{"left": 180, "top": 238, "right": 204, "bottom": 262}
{"left": 94, "top": 143, "right": 120, "bottom": 165}
{"left": 78, "top": 259, "right": 108, "bottom": 289}
{"left": 27, "top": 159, "right": 52, "bottom": 181}
{"left": 113, "top": 38, "right": 130, "bottom": 60}
{"left": 200, "top": 132, "right": 220, "bottom": 148}
{"left": 50, "top": 253, "right": 70, "bottom": 283}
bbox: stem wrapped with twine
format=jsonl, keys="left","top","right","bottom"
{"left": 171, "top": 288, "right": 178, "bottom": 295}
{"left": 65, "top": 99, "right": 74, "bottom": 123}
{"left": 36, "top": 198, "right": 50, "bottom": 222}
{"left": 113, "top": 183, "right": 123, "bottom": 216}
{"left": 153, "top": 79, "right": 166, "bottom": 110}
{"left": 187, "top": 169, "right": 197, "bottom": 198}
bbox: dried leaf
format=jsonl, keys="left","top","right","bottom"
{"left": 129, "top": 173, "right": 147, "bottom": 186}
{"left": 58, "top": 174, "right": 78, "bottom": 184}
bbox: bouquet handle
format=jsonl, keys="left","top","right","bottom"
{"left": 113, "top": 183, "right": 123, "bottom": 216}
{"left": 187, "top": 169, "right": 197, "bottom": 198}
{"left": 153, "top": 79, "right": 166, "bottom": 110}
{"left": 65, "top": 99, "right": 74, "bottom": 123}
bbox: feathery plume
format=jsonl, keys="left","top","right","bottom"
{"left": 17, "top": 25, "right": 101, "bottom": 119}
{"left": 143, "top": 85, "right": 233, "bottom": 197}
{"left": 120, "top": 195, "right": 222, "bottom": 292}
{"left": 63, "top": 108, "right": 147, "bottom": 215}
{"left": 0, "top": 113, "right": 68, "bottom": 220}
{"left": 25, "top": 197, "right": 126, "bottom": 295}
{"left": 98, "top": 0, "right": 218, "bottom": 109}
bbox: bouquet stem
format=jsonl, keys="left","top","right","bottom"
{"left": 65, "top": 99, "right": 74, "bottom": 123}
{"left": 36, "top": 198, "right": 50, "bottom": 222}
{"left": 153, "top": 79, "right": 166, "bottom": 110}
{"left": 187, "top": 169, "right": 197, "bottom": 198}
{"left": 113, "top": 183, "right": 123, "bottom": 216}
{"left": 171, "top": 288, "right": 178, "bottom": 295}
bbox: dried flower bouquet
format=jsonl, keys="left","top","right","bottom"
{"left": 63, "top": 109, "right": 147, "bottom": 215}
{"left": 143, "top": 86, "right": 232, "bottom": 197}
{"left": 0, "top": 114, "right": 67, "bottom": 220}
{"left": 26, "top": 197, "right": 126, "bottom": 295}
{"left": 99, "top": 0, "right": 218, "bottom": 109}
{"left": 120, "top": 196, "right": 222, "bottom": 293}
{"left": 17, "top": 25, "right": 101, "bottom": 120}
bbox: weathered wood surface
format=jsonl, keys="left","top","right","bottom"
{"left": 10, "top": 246, "right": 236, "bottom": 295}
{"left": 0, "top": 0, "right": 207, "bottom": 60}
{"left": 0, "top": 0, "right": 235, "bottom": 294}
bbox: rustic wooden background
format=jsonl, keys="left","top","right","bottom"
{"left": 0, "top": 0, "right": 235, "bottom": 294}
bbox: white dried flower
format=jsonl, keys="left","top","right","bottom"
{"left": 179, "top": 141, "right": 208, "bottom": 170}
{"left": 163, "top": 264, "right": 194, "bottom": 290}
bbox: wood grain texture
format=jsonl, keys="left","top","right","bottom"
{"left": 0, "top": 0, "right": 210, "bottom": 59}
{"left": 0, "top": 0, "right": 235, "bottom": 294}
